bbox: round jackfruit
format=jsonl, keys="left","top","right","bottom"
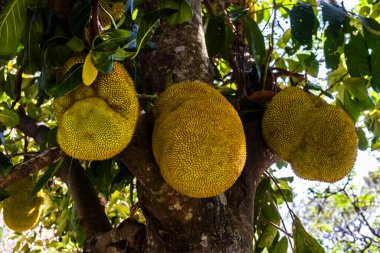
{"left": 53, "top": 55, "right": 139, "bottom": 161}
{"left": 262, "top": 87, "right": 358, "bottom": 182}
{"left": 99, "top": 0, "right": 125, "bottom": 27}
{"left": 3, "top": 176, "right": 44, "bottom": 232}
{"left": 152, "top": 81, "right": 246, "bottom": 198}
{"left": 57, "top": 97, "right": 134, "bottom": 160}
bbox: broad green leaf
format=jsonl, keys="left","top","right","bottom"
{"left": 47, "top": 63, "right": 83, "bottom": 97}
{"left": 0, "top": 108, "right": 20, "bottom": 127}
{"left": 363, "top": 18, "right": 380, "bottom": 91}
{"left": 254, "top": 178, "right": 271, "bottom": 226}
{"left": 167, "top": 0, "right": 192, "bottom": 25}
{"left": 205, "top": 16, "right": 225, "bottom": 57}
{"left": 82, "top": 52, "right": 99, "bottom": 86}
{"left": 357, "top": 128, "right": 368, "bottom": 151}
{"left": 289, "top": 2, "right": 316, "bottom": 46}
{"left": 92, "top": 51, "right": 114, "bottom": 74}
{"left": 344, "top": 89, "right": 361, "bottom": 122}
{"left": 30, "top": 158, "right": 64, "bottom": 199}
{"left": 293, "top": 215, "right": 325, "bottom": 253}
{"left": 243, "top": 15, "right": 265, "bottom": 76}
{"left": 344, "top": 34, "right": 370, "bottom": 78}
{"left": 343, "top": 78, "right": 374, "bottom": 110}
{"left": 23, "top": 12, "right": 43, "bottom": 74}
{"left": 132, "top": 18, "right": 160, "bottom": 58}
{"left": 324, "top": 26, "right": 344, "bottom": 70}
{"left": 65, "top": 37, "right": 85, "bottom": 52}
{"left": 0, "top": 0, "right": 29, "bottom": 55}
{"left": 272, "top": 236, "right": 288, "bottom": 253}
{"left": 320, "top": 0, "right": 345, "bottom": 31}
{"left": 297, "top": 53, "right": 319, "bottom": 77}
{"left": 257, "top": 199, "right": 280, "bottom": 248}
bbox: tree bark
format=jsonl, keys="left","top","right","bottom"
{"left": 117, "top": 1, "right": 279, "bottom": 252}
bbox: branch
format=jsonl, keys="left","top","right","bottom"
{"left": 57, "top": 159, "right": 113, "bottom": 238}
{"left": 0, "top": 147, "right": 64, "bottom": 189}
{"left": 84, "top": 218, "right": 146, "bottom": 253}
{"left": 16, "top": 110, "right": 51, "bottom": 146}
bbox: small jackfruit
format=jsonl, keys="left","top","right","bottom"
{"left": 152, "top": 81, "right": 246, "bottom": 198}
{"left": 262, "top": 87, "right": 358, "bottom": 182}
{"left": 3, "top": 176, "right": 44, "bottom": 232}
{"left": 54, "top": 55, "right": 139, "bottom": 161}
{"left": 99, "top": 0, "right": 125, "bottom": 27}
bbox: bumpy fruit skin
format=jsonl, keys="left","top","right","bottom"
{"left": 152, "top": 81, "right": 246, "bottom": 198}
{"left": 262, "top": 87, "right": 358, "bottom": 182}
{"left": 3, "top": 176, "right": 44, "bottom": 232}
{"left": 99, "top": 0, "right": 125, "bottom": 27}
{"left": 54, "top": 55, "right": 139, "bottom": 161}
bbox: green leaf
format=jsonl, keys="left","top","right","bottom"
{"left": 205, "top": 16, "right": 225, "bottom": 57}
{"left": 293, "top": 215, "right": 325, "bottom": 253}
{"left": 297, "top": 53, "right": 319, "bottom": 77}
{"left": 0, "top": 0, "right": 29, "bottom": 55}
{"left": 344, "top": 34, "right": 370, "bottom": 78}
{"left": 30, "top": 158, "right": 64, "bottom": 199}
{"left": 23, "top": 12, "right": 43, "bottom": 74}
{"left": 289, "top": 2, "right": 316, "bottom": 46}
{"left": 65, "top": 37, "right": 85, "bottom": 52}
{"left": 0, "top": 108, "right": 20, "bottom": 127}
{"left": 133, "top": 18, "right": 160, "bottom": 58}
{"left": 166, "top": 0, "right": 192, "bottom": 25}
{"left": 343, "top": 78, "right": 374, "bottom": 110}
{"left": 47, "top": 63, "right": 83, "bottom": 97}
{"left": 243, "top": 15, "right": 265, "bottom": 76}
{"left": 324, "top": 26, "right": 344, "bottom": 70}
{"left": 342, "top": 88, "right": 361, "bottom": 122}
{"left": 0, "top": 188, "right": 10, "bottom": 202}
{"left": 272, "top": 236, "right": 288, "bottom": 253}
{"left": 357, "top": 128, "right": 368, "bottom": 151}
{"left": 320, "top": 0, "right": 345, "bottom": 31}
{"left": 257, "top": 199, "right": 280, "bottom": 248}
{"left": 363, "top": 18, "right": 380, "bottom": 91}
{"left": 254, "top": 178, "right": 271, "bottom": 226}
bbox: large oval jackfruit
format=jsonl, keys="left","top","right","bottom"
{"left": 54, "top": 55, "right": 139, "bottom": 161}
{"left": 262, "top": 87, "right": 358, "bottom": 182}
{"left": 3, "top": 176, "right": 44, "bottom": 232}
{"left": 152, "top": 81, "right": 246, "bottom": 198}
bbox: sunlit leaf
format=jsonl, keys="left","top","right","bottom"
{"left": 0, "top": 108, "right": 20, "bottom": 127}
{"left": 293, "top": 215, "right": 325, "bottom": 253}
{"left": 243, "top": 15, "right": 265, "bottom": 77}
{"left": 0, "top": 0, "right": 29, "bottom": 55}
{"left": 272, "top": 236, "right": 289, "bottom": 253}
{"left": 82, "top": 52, "right": 99, "bottom": 86}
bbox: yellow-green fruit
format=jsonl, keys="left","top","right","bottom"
{"left": 262, "top": 87, "right": 358, "bottom": 182}
{"left": 57, "top": 97, "right": 133, "bottom": 160}
{"left": 99, "top": 0, "right": 125, "bottom": 27}
{"left": 3, "top": 176, "right": 44, "bottom": 232}
{"left": 152, "top": 81, "right": 246, "bottom": 198}
{"left": 94, "top": 62, "right": 139, "bottom": 121}
{"left": 54, "top": 55, "right": 139, "bottom": 161}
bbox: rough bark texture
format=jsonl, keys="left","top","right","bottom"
{"left": 140, "top": 0, "right": 213, "bottom": 94}
{"left": 116, "top": 1, "right": 278, "bottom": 252}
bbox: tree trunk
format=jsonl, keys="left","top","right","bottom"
{"left": 118, "top": 1, "right": 278, "bottom": 252}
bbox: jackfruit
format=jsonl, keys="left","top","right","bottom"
{"left": 99, "top": 0, "right": 125, "bottom": 27}
{"left": 262, "top": 87, "right": 358, "bottom": 182}
{"left": 3, "top": 176, "right": 44, "bottom": 232}
{"left": 152, "top": 81, "right": 246, "bottom": 198}
{"left": 54, "top": 55, "right": 139, "bottom": 161}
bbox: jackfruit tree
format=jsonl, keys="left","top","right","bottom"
{"left": 0, "top": 0, "right": 379, "bottom": 252}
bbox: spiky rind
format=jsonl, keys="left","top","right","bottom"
{"left": 54, "top": 55, "right": 139, "bottom": 161}
{"left": 57, "top": 98, "right": 133, "bottom": 160}
{"left": 153, "top": 81, "right": 246, "bottom": 198}
{"left": 3, "top": 176, "right": 44, "bottom": 232}
{"left": 262, "top": 87, "right": 358, "bottom": 182}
